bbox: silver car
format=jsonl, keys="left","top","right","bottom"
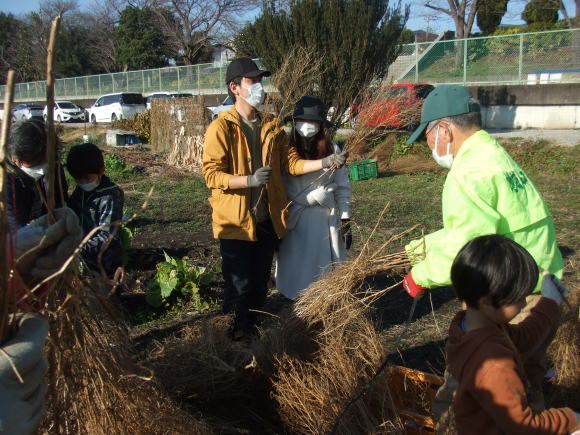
{"left": 12, "top": 103, "right": 44, "bottom": 122}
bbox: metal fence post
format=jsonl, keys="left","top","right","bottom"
{"left": 463, "top": 38, "right": 468, "bottom": 84}
{"left": 142, "top": 70, "right": 145, "bottom": 93}
{"left": 112, "top": 75, "right": 115, "bottom": 93}
{"left": 98, "top": 75, "right": 101, "bottom": 95}
{"left": 414, "top": 42, "right": 419, "bottom": 83}
{"left": 197, "top": 64, "right": 200, "bottom": 93}
{"left": 159, "top": 69, "right": 162, "bottom": 91}
{"left": 177, "top": 67, "right": 180, "bottom": 91}
{"left": 518, "top": 34, "right": 524, "bottom": 82}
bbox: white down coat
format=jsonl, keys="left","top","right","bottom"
{"left": 275, "top": 144, "right": 351, "bottom": 300}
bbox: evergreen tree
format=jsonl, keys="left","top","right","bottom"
{"left": 115, "top": 6, "right": 168, "bottom": 70}
{"left": 245, "top": 0, "right": 408, "bottom": 127}
{"left": 522, "top": 0, "right": 559, "bottom": 25}
{"left": 476, "top": 0, "right": 509, "bottom": 35}
{"left": 55, "top": 25, "right": 93, "bottom": 77}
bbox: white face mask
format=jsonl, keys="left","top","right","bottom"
{"left": 241, "top": 82, "right": 265, "bottom": 108}
{"left": 296, "top": 121, "right": 320, "bottom": 138}
{"left": 431, "top": 126, "right": 454, "bottom": 169}
{"left": 78, "top": 181, "right": 99, "bottom": 192}
{"left": 20, "top": 164, "right": 47, "bottom": 180}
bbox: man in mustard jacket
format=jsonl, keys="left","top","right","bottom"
{"left": 403, "top": 84, "right": 563, "bottom": 411}
{"left": 203, "top": 58, "right": 347, "bottom": 340}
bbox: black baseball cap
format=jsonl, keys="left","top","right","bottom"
{"left": 225, "top": 58, "right": 271, "bottom": 84}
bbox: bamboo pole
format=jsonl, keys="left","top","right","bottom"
{"left": 0, "top": 70, "right": 16, "bottom": 344}
{"left": 45, "top": 15, "right": 61, "bottom": 223}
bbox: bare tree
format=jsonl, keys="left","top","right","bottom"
{"left": 424, "top": 0, "right": 480, "bottom": 39}
{"left": 148, "top": 0, "right": 260, "bottom": 65}
{"left": 82, "top": 0, "right": 124, "bottom": 73}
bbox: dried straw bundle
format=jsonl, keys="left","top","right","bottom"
{"left": 145, "top": 315, "right": 257, "bottom": 404}
{"left": 40, "top": 275, "right": 210, "bottom": 434}
{"left": 549, "top": 287, "right": 579, "bottom": 405}
{"left": 257, "top": 224, "right": 418, "bottom": 434}
{"left": 166, "top": 131, "right": 204, "bottom": 171}
{"left": 151, "top": 96, "right": 209, "bottom": 157}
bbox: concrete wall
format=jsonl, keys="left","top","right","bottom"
{"left": 482, "top": 105, "right": 580, "bottom": 129}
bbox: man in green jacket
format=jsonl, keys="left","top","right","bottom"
{"left": 403, "top": 84, "right": 563, "bottom": 411}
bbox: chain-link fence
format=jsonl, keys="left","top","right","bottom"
{"left": 3, "top": 29, "right": 580, "bottom": 102}
{"left": 397, "top": 28, "right": 580, "bottom": 85}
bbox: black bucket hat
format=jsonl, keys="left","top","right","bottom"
{"left": 225, "top": 57, "right": 271, "bottom": 84}
{"left": 284, "top": 96, "right": 334, "bottom": 127}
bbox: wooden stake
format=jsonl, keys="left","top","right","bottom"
{"left": 0, "top": 70, "right": 16, "bottom": 344}
{"left": 45, "top": 15, "right": 61, "bottom": 223}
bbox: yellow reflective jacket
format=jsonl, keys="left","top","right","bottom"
{"left": 203, "top": 107, "right": 306, "bottom": 241}
{"left": 406, "top": 130, "right": 563, "bottom": 291}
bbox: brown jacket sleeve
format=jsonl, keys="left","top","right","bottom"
{"left": 203, "top": 120, "right": 233, "bottom": 191}
{"left": 473, "top": 350, "right": 577, "bottom": 434}
{"left": 281, "top": 139, "right": 306, "bottom": 176}
{"left": 505, "top": 298, "right": 560, "bottom": 355}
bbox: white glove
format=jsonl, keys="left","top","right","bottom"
{"left": 0, "top": 314, "right": 49, "bottom": 434}
{"left": 16, "top": 208, "right": 83, "bottom": 279}
{"left": 304, "top": 184, "right": 336, "bottom": 209}
{"left": 541, "top": 272, "right": 567, "bottom": 306}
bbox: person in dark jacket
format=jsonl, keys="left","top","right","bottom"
{"left": 7, "top": 119, "right": 68, "bottom": 230}
{"left": 66, "top": 143, "right": 124, "bottom": 278}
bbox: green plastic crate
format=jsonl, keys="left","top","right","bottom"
{"left": 348, "top": 159, "right": 378, "bottom": 181}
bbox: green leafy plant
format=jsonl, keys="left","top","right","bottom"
{"left": 104, "top": 153, "right": 130, "bottom": 175}
{"left": 145, "top": 251, "right": 218, "bottom": 310}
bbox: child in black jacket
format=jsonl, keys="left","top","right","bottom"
{"left": 66, "top": 143, "right": 124, "bottom": 277}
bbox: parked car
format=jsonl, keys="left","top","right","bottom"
{"left": 350, "top": 83, "right": 434, "bottom": 129}
{"left": 43, "top": 101, "right": 86, "bottom": 123}
{"left": 12, "top": 103, "right": 44, "bottom": 122}
{"left": 87, "top": 93, "right": 146, "bottom": 124}
{"left": 145, "top": 92, "right": 193, "bottom": 109}
{"left": 207, "top": 96, "right": 233, "bottom": 120}
{"left": 207, "top": 95, "right": 276, "bottom": 120}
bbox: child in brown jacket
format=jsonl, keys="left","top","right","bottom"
{"left": 445, "top": 234, "right": 578, "bottom": 434}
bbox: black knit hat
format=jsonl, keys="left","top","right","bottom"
{"left": 225, "top": 58, "right": 271, "bottom": 84}
{"left": 285, "top": 96, "right": 334, "bottom": 127}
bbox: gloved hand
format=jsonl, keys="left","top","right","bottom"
{"left": 247, "top": 166, "right": 272, "bottom": 187}
{"left": 304, "top": 184, "right": 336, "bottom": 209}
{"left": 541, "top": 272, "right": 568, "bottom": 306}
{"left": 402, "top": 271, "right": 427, "bottom": 298}
{"left": 0, "top": 313, "right": 49, "bottom": 434}
{"left": 321, "top": 150, "right": 349, "bottom": 169}
{"left": 340, "top": 219, "right": 352, "bottom": 250}
{"left": 16, "top": 207, "right": 83, "bottom": 279}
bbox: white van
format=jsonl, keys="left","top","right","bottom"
{"left": 87, "top": 93, "right": 146, "bottom": 123}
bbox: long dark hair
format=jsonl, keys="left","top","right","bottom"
{"left": 289, "top": 122, "right": 333, "bottom": 160}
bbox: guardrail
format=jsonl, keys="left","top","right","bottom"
{"left": 2, "top": 28, "right": 580, "bottom": 102}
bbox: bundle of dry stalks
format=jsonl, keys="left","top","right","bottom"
{"left": 549, "top": 286, "right": 579, "bottom": 405}
{"left": 38, "top": 276, "right": 210, "bottom": 434}
{"left": 255, "top": 222, "right": 420, "bottom": 434}
{"left": 145, "top": 315, "right": 257, "bottom": 404}
{"left": 151, "top": 96, "right": 209, "bottom": 162}
{"left": 344, "top": 85, "right": 424, "bottom": 164}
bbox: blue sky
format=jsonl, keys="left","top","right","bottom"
{"left": 1, "top": 0, "right": 576, "bottom": 33}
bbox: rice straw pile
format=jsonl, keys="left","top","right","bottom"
{"left": 39, "top": 276, "right": 211, "bottom": 434}
{"left": 144, "top": 315, "right": 258, "bottom": 404}
{"left": 255, "top": 222, "right": 419, "bottom": 434}
{"left": 549, "top": 284, "right": 579, "bottom": 405}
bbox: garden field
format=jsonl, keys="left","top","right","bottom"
{"left": 62, "top": 126, "right": 579, "bottom": 431}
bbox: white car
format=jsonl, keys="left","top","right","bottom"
{"left": 87, "top": 93, "right": 146, "bottom": 124}
{"left": 145, "top": 92, "right": 193, "bottom": 109}
{"left": 207, "top": 96, "right": 233, "bottom": 120}
{"left": 12, "top": 103, "right": 44, "bottom": 122}
{"left": 43, "top": 101, "right": 86, "bottom": 123}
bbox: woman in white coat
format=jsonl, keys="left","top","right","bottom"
{"left": 275, "top": 96, "right": 352, "bottom": 300}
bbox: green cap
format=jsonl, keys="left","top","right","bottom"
{"left": 406, "top": 85, "right": 479, "bottom": 144}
